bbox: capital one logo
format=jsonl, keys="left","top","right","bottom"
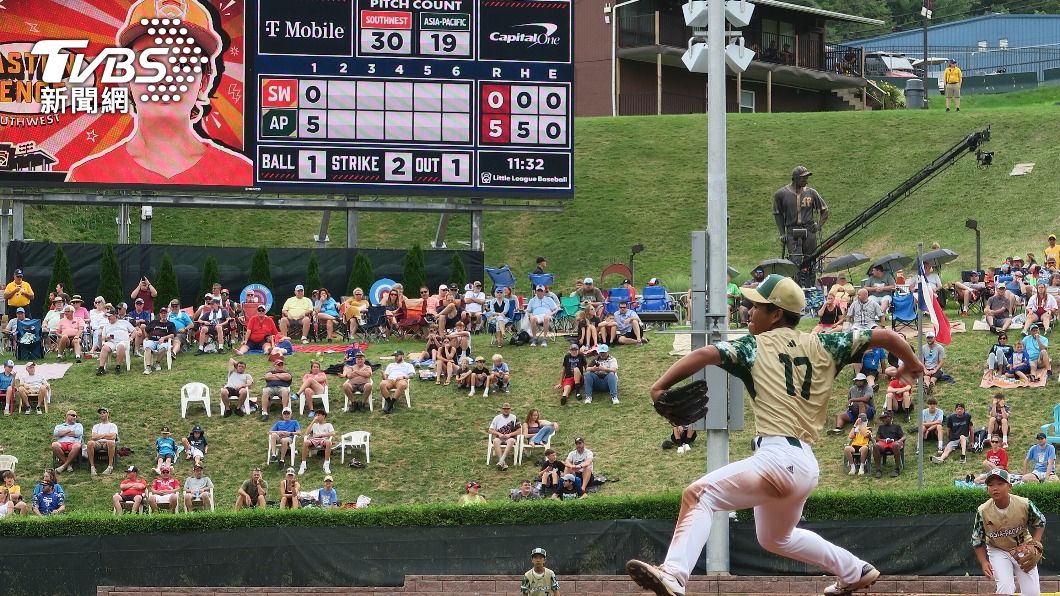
{"left": 489, "top": 23, "right": 561, "bottom": 47}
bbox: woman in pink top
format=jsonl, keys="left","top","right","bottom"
{"left": 297, "top": 361, "right": 329, "bottom": 409}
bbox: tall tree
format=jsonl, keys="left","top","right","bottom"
{"left": 97, "top": 245, "right": 124, "bottom": 305}
{"left": 306, "top": 252, "right": 322, "bottom": 293}
{"left": 48, "top": 245, "right": 73, "bottom": 298}
{"left": 248, "top": 248, "right": 273, "bottom": 288}
{"left": 402, "top": 243, "right": 427, "bottom": 294}
{"left": 199, "top": 255, "right": 220, "bottom": 299}
{"left": 348, "top": 252, "right": 374, "bottom": 297}
{"left": 449, "top": 252, "right": 467, "bottom": 288}
{"left": 155, "top": 252, "right": 180, "bottom": 306}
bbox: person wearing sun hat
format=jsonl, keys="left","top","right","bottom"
{"left": 626, "top": 273, "right": 924, "bottom": 596}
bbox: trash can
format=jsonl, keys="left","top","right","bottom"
{"left": 905, "top": 78, "right": 925, "bottom": 109}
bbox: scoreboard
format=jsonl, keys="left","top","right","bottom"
{"left": 0, "top": 0, "right": 573, "bottom": 198}
{"left": 251, "top": 0, "right": 573, "bottom": 197}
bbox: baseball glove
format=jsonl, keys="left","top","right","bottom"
{"left": 653, "top": 380, "right": 709, "bottom": 426}
{"left": 1010, "top": 539, "right": 1044, "bottom": 573}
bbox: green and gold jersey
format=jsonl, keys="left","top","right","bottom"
{"left": 716, "top": 328, "right": 871, "bottom": 444}
{"left": 521, "top": 567, "right": 560, "bottom": 594}
{"left": 971, "top": 494, "right": 1046, "bottom": 550}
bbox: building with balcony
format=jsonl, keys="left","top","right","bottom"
{"left": 574, "top": 0, "right": 884, "bottom": 116}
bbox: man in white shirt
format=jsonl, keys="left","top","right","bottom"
{"left": 613, "top": 302, "right": 647, "bottom": 345}
{"left": 87, "top": 406, "right": 118, "bottom": 476}
{"left": 564, "top": 437, "right": 595, "bottom": 491}
{"left": 380, "top": 350, "right": 415, "bottom": 414}
{"left": 462, "top": 281, "right": 487, "bottom": 331}
{"left": 15, "top": 361, "right": 49, "bottom": 415}
{"left": 526, "top": 286, "right": 560, "bottom": 347}
{"left": 488, "top": 403, "right": 519, "bottom": 471}
{"left": 97, "top": 310, "right": 135, "bottom": 375}
{"left": 220, "top": 358, "right": 254, "bottom": 417}
{"left": 584, "top": 344, "right": 620, "bottom": 405}
{"left": 298, "top": 410, "right": 335, "bottom": 475}
{"left": 847, "top": 289, "right": 884, "bottom": 332}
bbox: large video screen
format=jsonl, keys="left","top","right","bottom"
{"left": 0, "top": 0, "right": 573, "bottom": 197}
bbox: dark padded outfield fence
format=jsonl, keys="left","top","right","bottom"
{"left": 6, "top": 241, "right": 484, "bottom": 315}
{"left": 4, "top": 515, "right": 1060, "bottom": 595}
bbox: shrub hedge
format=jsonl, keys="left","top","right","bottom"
{"left": 3, "top": 487, "right": 1058, "bottom": 538}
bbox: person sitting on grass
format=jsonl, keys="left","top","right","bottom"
{"left": 987, "top": 393, "right": 1010, "bottom": 448}
{"left": 148, "top": 466, "right": 180, "bottom": 514}
{"left": 614, "top": 302, "right": 648, "bottom": 345}
{"left": 154, "top": 425, "right": 177, "bottom": 474}
{"left": 279, "top": 467, "right": 301, "bottom": 509}
{"left": 235, "top": 467, "right": 268, "bottom": 511}
{"left": 920, "top": 397, "right": 945, "bottom": 456}
{"left": 985, "top": 332, "right": 1014, "bottom": 379}
{"left": 489, "top": 353, "right": 512, "bottom": 394}
{"left": 812, "top": 292, "right": 844, "bottom": 334}
{"left": 973, "top": 436, "right": 1008, "bottom": 483}
{"left": 884, "top": 373, "right": 911, "bottom": 421}
{"left": 1022, "top": 323, "right": 1051, "bottom": 382}
{"left": 556, "top": 343, "right": 586, "bottom": 406}
{"left": 2, "top": 470, "right": 29, "bottom": 515}
{"left": 467, "top": 356, "right": 492, "bottom": 397}
{"left": 1022, "top": 432, "right": 1056, "bottom": 484}
{"left": 33, "top": 479, "right": 64, "bottom": 516}
{"left": 539, "top": 449, "right": 565, "bottom": 497}
{"left": 576, "top": 302, "right": 600, "bottom": 349}
{"left": 662, "top": 424, "right": 698, "bottom": 454}
{"left": 112, "top": 465, "right": 146, "bottom": 515}
{"left": 843, "top": 413, "right": 872, "bottom": 476}
{"left": 434, "top": 336, "right": 457, "bottom": 386}
{"left": 1024, "top": 283, "right": 1057, "bottom": 335}
{"left": 828, "top": 373, "right": 874, "bottom": 434}
{"left": 872, "top": 410, "right": 904, "bottom": 479}
{"left": 511, "top": 479, "right": 541, "bottom": 502}
{"left": 932, "top": 402, "right": 972, "bottom": 465}
{"left": 181, "top": 425, "right": 208, "bottom": 467}
{"left": 921, "top": 332, "right": 947, "bottom": 392}
{"left": 556, "top": 473, "right": 584, "bottom": 500}
{"left": 458, "top": 480, "right": 486, "bottom": 506}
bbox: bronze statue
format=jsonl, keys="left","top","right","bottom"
{"left": 773, "top": 165, "right": 829, "bottom": 260}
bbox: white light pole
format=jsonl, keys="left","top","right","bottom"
{"left": 607, "top": 0, "right": 642, "bottom": 117}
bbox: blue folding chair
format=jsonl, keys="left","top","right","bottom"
{"left": 637, "top": 286, "right": 672, "bottom": 312}
{"left": 485, "top": 265, "right": 517, "bottom": 294}
{"left": 605, "top": 288, "right": 630, "bottom": 315}
{"left": 528, "top": 273, "right": 554, "bottom": 289}
{"left": 15, "top": 318, "right": 43, "bottom": 360}
{"left": 890, "top": 292, "right": 917, "bottom": 333}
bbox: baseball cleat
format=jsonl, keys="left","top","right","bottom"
{"left": 625, "top": 560, "right": 684, "bottom": 596}
{"left": 822, "top": 563, "right": 880, "bottom": 595}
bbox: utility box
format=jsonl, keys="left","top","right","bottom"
{"left": 905, "top": 78, "right": 925, "bottom": 109}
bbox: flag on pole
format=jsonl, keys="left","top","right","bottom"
{"left": 917, "top": 259, "right": 950, "bottom": 344}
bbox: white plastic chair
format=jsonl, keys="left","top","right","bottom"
{"left": 179, "top": 489, "right": 217, "bottom": 512}
{"left": 180, "top": 382, "right": 212, "bottom": 418}
{"left": 486, "top": 428, "right": 517, "bottom": 465}
{"left": 516, "top": 432, "right": 553, "bottom": 466}
{"left": 143, "top": 345, "right": 173, "bottom": 371}
{"left": 299, "top": 384, "right": 330, "bottom": 415}
{"left": 342, "top": 383, "right": 372, "bottom": 412}
{"left": 0, "top": 454, "right": 18, "bottom": 472}
{"left": 266, "top": 432, "right": 297, "bottom": 466}
{"left": 335, "top": 431, "right": 370, "bottom": 464}
{"left": 348, "top": 384, "right": 409, "bottom": 412}
{"left": 113, "top": 489, "right": 151, "bottom": 515}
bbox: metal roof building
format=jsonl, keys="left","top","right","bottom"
{"left": 846, "top": 13, "right": 1060, "bottom": 78}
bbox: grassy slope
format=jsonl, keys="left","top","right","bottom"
{"left": 10, "top": 89, "right": 1060, "bottom": 513}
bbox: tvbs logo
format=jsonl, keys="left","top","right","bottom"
{"left": 29, "top": 40, "right": 169, "bottom": 85}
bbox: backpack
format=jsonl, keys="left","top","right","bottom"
{"left": 510, "top": 330, "right": 532, "bottom": 346}
{"left": 971, "top": 427, "right": 989, "bottom": 453}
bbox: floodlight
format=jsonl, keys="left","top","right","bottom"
{"left": 725, "top": 37, "right": 754, "bottom": 73}
{"left": 682, "top": 0, "right": 755, "bottom": 28}
{"left": 682, "top": 40, "right": 710, "bottom": 73}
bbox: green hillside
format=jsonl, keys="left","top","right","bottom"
{"left": 25, "top": 88, "right": 1060, "bottom": 290}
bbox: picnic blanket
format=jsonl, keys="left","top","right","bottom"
{"left": 895, "top": 320, "right": 966, "bottom": 340}
{"left": 15, "top": 362, "right": 71, "bottom": 381}
{"left": 980, "top": 370, "right": 1047, "bottom": 389}
{"left": 292, "top": 342, "right": 369, "bottom": 354}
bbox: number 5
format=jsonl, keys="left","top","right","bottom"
{"left": 778, "top": 354, "right": 812, "bottom": 400}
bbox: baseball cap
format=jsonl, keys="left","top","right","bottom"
{"left": 274, "top": 356, "right": 285, "bottom": 364}
{"left": 647, "top": 277, "right": 659, "bottom": 286}
{"left": 256, "top": 304, "right": 266, "bottom": 312}
{"left": 282, "top": 406, "right": 293, "bottom": 414}
{"left": 324, "top": 475, "right": 334, "bottom": 482}
{"left": 295, "top": 284, "right": 305, "bottom": 291}
{"left": 598, "top": 344, "right": 609, "bottom": 353}
{"left": 134, "top": 298, "right": 144, "bottom": 304}
{"left": 475, "top": 356, "right": 485, "bottom": 362}
{"left": 561, "top": 473, "right": 576, "bottom": 482}
{"left": 160, "top": 425, "right": 171, "bottom": 434}
{"left": 926, "top": 331, "right": 935, "bottom": 338}
{"left": 583, "top": 277, "right": 594, "bottom": 284}
{"left": 535, "top": 285, "right": 545, "bottom": 292}
{"left": 52, "top": 296, "right": 63, "bottom": 303}
{"left": 949, "top": 58, "right": 957, "bottom": 64}
{"left": 117, "top": 302, "right": 128, "bottom": 310}
{"left": 160, "top": 465, "right": 172, "bottom": 473}
{"left": 97, "top": 407, "right": 109, "bottom": 414}
{"left": 739, "top": 274, "right": 805, "bottom": 314}
{"left": 1051, "top": 234, "right": 1057, "bottom": 240}
{"left": 107, "top": 309, "right": 118, "bottom": 316}
{"left": 14, "top": 307, "right": 24, "bottom": 313}
{"left": 880, "top": 409, "right": 893, "bottom": 417}
{"left": 449, "top": 283, "right": 460, "bottom": 290}
{"left": 192, "top": 425, "right": 203, "bottom": 432}
{"left": 985, "top": 468, "right": 1009, "bottom": 483}
{"left": 438, "top": 284, "right": 448, "bottom": 291}
{"left": 970, "top": 270, "right": 980, "bottom": 276}
{"left": 286, "top": 467, "right": 296, "bottom": 476}
{"left": 194, "top": 463, "right": 204, "bottom": 469}
{"left": 1030, "top": 323, "right": 1040, "bottom": 331}
{"left": 531, "top": 547, "right": 548, "bottom": 558}
{"left": 3, "top": 360, "right": 12, "bottom": 368}
{"left": 500, "top": 403, "right": 512, "bottom": 409}
{"left": 854, "top": 373, "right": 867, "bottom": 381}
{"left": 466, "top": 480, "right": 480, "bottom": 489}
{"left": 221, "top": 288, "right": 229, "bottom": 294}
{"left": 13, "top": 269, "right": 22, "bottom": 276}
{"left": 211, "top": 297, "right": 221, "bottom": 303}
{"left": 574, "top": 437, "right": 585, "bottom": 444}
{"left": 569, "top": 343, "right": 580, "bottom": 350}
{"left": 393, "top": 349, "right": 405, "bottom": 356}
{"left": 1037, "top": 432, "right": 1047, "bottom": 439}
{"left": 126, "top": 465, "right": 138, "bottom": 473}
{"left": 118, "top": 0, "right": 223, "bottom": 57}
{"left": 25, "top": 362, "right": 35, "bottom": 368}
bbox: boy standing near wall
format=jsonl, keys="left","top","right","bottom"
{"left": 521, "top": 547, "right": 561, "bottom": 595}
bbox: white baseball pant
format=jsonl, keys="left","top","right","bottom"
{"left": 987, "top": 545, "right": 1039, "bottom": 596}
{"left": 659, "top": 435, "right": 868, "bottom": 586}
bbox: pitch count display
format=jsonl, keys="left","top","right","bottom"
{"left": 0, "top": 0, "right": 573, "bottom": 197}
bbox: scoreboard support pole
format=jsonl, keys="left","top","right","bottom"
{"left": 470, "top": 200, "right": 483, "bottom": 251}
{"left": 316, "top": 211, "right": 332, "bottom": 248}
{"left": 12, "top": 202, "right": 24, "bottom": 242}
{"left": 0, "top": 200, "right": 9, "bottom": 304}
{"left": 347, "top": 202, "right": 360, "bottom": 249}
{"left": 140, "top": 204, "right": 152, "bottom": 245}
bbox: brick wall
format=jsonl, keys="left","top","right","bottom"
{"left": 98, "top": 574, "right": 1060, "bottom": 595}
